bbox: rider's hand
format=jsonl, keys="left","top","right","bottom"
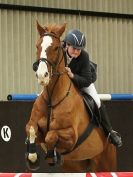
{"left": 65, "top": 67, "right": 74, "bottom": 79}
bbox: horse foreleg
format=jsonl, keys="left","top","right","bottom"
{"left": 45, "top": 130, "right": 61, "bottom": 165}
{"left": 25, "top": 125, "right": 40, "bottom": 171}
{"left": 45, "top": 130, "right": 58, "bottom": 149}
{"left": 27, "top": 126, "right": 38, "bottom": 163}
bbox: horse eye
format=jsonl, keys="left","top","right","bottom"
{"left": 33, "top": 61, "right": 39, "bottom": 72}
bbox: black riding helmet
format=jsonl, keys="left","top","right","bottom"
{"left": 64, "top": 29, "right": 86, "bottom": 50}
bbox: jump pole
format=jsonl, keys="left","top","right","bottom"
{"left": 7, "top": 93, "right": 133, "bottom": 101}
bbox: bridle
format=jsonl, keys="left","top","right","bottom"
{"left": 37, "top": 32, "right": 65, "bottom": 77}
{"left": 36, "top": 32, "right": 72, "bottom": 132}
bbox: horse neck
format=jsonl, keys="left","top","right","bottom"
{"left": 46, "top": 54, "right": 71, "bottom": 104}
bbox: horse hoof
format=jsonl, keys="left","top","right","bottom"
{"left": 25, "top": 153, "right": 40, "bottom": 171}
{"left": 47, "top": 153, "right": 63, "bottom": 166}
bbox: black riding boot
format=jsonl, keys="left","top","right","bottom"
{"left": 99, "top": 103, "right": 122, "bottom": 147}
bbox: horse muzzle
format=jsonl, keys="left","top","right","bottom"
{"left": 38, "top": 77, "right": 50, "bottom": 86}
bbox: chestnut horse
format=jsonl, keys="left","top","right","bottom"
{"left": 25, "top": 21, "right": 116, "bottom": 172}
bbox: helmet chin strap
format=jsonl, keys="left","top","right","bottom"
{"left": 66, "top": 50, "right": 73, "bottom": 65}
{"left": 66, "top": 50, "right": 73, "bottom": 59}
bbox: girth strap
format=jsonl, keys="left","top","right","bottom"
{"left": 74, "top": 121, "right": 95, "bottom": 149}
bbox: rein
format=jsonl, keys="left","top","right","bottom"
{"left": 46, "top": 80, "right": 71, "bottom": 132}
{"left": 38, "top": 32, "right": 72, "bottom": 132}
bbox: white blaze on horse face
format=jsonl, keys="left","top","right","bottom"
{"left": 36, "top": 36, "right": 53, "bottom": 86}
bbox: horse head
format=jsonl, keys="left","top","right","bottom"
{"left": 35, "top": 21, "right": 66, "bottom": 86}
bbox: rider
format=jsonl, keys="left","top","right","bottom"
{"left": 63, "top": 29, "right": 122, "bottom": 147}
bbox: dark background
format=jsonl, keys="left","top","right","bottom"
{"left": 0, "top": 101, "right": 132, "bottom": 172}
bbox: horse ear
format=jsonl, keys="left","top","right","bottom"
{"left": 36, "top": 20, "right": 47, "bottom": 36}
{"left": 57, "top": 23, "right": 67, "bottom": 37}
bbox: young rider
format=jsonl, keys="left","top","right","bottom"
{"left": 63, "top": 29, "right": 122, "bottom": 147}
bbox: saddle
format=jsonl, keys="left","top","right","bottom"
{"left": 81, "top": 91, "right": 101, "bottom": 126}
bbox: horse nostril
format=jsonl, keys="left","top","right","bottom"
{"left": 44, "top": 72, "right": 49, "bottom": 77}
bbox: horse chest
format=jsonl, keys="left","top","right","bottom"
{"left": 49, "top": 110, "right": 74, "bottom": 129}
